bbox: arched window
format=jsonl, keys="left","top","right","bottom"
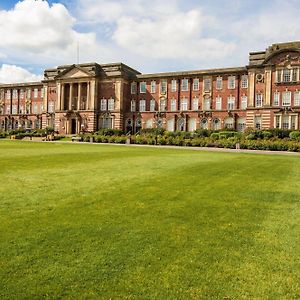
{"left": 212, "top": 118, "right": 221, "bottom": 130}
{"left": 200, "top": 118, "right": 208, "bottom": 129}
{"left": 224, "top": 117, "right": 234, "bottom": 129}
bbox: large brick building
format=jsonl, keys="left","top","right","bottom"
{"left": 1, "top": 41, "right": 300, "bottom": 134}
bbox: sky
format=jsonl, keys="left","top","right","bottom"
{"left": 0, "top": 0, "right": 299, "bottom": 83}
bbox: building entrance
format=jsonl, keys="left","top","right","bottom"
{"left": 71, "top": 119, "right": 77, "bottom": 134}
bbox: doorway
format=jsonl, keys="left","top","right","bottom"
{"left": 71, "top": 119, "right": 77, "bottom": 134}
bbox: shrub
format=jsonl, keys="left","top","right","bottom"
{"left": 289, "top": 131, "right": 300, "bottom": 140}
{"left": 194, "top": 129, "right": 211, "bottom": 137}
{"left": 96, "top": 129, "right": 123, "bottom": 136}
{"left": 210, "top": 133, "right": 219, "bottom": 140}
{"left": 140, "top": 128, "right": 165, "bottom": 136}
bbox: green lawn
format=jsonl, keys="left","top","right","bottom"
{"left": 0, "top": 141, "right": 299, "bottom": 299}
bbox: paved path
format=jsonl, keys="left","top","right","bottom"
{"left": 4, "top": 139, "right": 300, "bottom": 156}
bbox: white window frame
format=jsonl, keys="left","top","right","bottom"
{"left": 130, "top": 100, "right": 136, "bottom": 112}
{"left": 139, "top": 99, "right": 146, "bottom": 112}
{"left": 216, "top": 77, "right": 222, "bottom": 90}
{"left": 203, "top": 78, "right": 211, "bottom": 92}
{"left": 160, "top": 99, "right": 166, "bottom": 112}
{"left": 140, "top": 82, "right": 146, "bottom": 94}
{"left": 34, "top": 88, "right": 38, "bottom": 98}
{"left": 193, "top": 79, "right": 199, "bottom": 91}
{"left": 241, "top": 96, "right": 247, "bottom": 109}
{"left": 282, "top": 91, "right": 291, "bottom": 106}
{"left": 227, "top": 96, "right": 235, "bottom": 110}
{"left": 192, "top": 97, "right": 199, "bottom": 110}
{"left": 150, "top": 81, "right": 156, "bottom": 93}
{"left": 294, "top": 91, "right": 300, "bottom": 106}
{"left": 108, "top": 98, "right": 115, "bottom": 111}
{"left": 48, "top": 101, "right": 54, "bottom": 113}
{"left": 216, "top": 96, "right": 222, "bottom": 110}
{"left": 255, "top": 94, "right": 263, "bottom": 107}
{"left": 273, "top": 92, "right": 280, "bottom": 106}
{"left": 100, "top": 98, "right": 107, "bottom": 111}
{"left": 180, "top": 98, "right": 188, "bottom": 111}
{"left": 131, "top": 82, "right": 137, "bottom": 94}
{"left": 13, "top": 89, "right": 18, "bottom": 99}
{"left": 181, "top": 79, "right": 189, "bottom": 92}
{"left": 160, "top": 80, "right": 167, "bottom": 94}
{"left": 228, "top": 76, "right": 236, "bottom": 89}
{"left": 241, "top": 75, "right": 248, "bottom": 89}
{"left": 171, "top": 79, "right": 177, "bottom": 92}
{"left": 171, "top": 99, "right": 177, "bottom": 111}
{"left": 150, "top": 99, "right": 156, "bottom": 112}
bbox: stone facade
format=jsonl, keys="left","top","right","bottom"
{"left": 1, "top": 41, "right": 300, "bottom": 134}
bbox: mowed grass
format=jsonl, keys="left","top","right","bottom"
{"left": 0, "top": 141, "right": 299, "bottom": 300}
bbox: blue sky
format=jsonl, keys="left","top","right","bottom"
{"left": 0, "top": 0, "right": 299, "bottom": 83}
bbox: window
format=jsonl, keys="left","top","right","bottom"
{"left": 237, "top": 118, "right": 246, "bottom": 132}
{"left": 180, "top": 98, "right": 188, "bottom": 111}
{"left": 228, "top": 76, "right": 236, "bottom": 89}
{"left": 41, "top": 88, "right": 44, "bottom": 98}
{"left": 204, "top": 97, "right": 211, "bottom": 110}
{"left": 48, "top": 101, "right": 54, "bottom": 113}
{"left": 216, "top": 96, "right": 222, "bottom": 110}
{"left": 241, "top": 75, "right": 248, "bottom": 88}
{"left": 33, "top": 103, "right": 38, "bottom": 114}
{"left": 227, "top": 96, "right": 235, "bottom": 110}
{"left": 26, "top": 103, "right": 31, "bottom": 114}
{"left": 160, "top": 99, "right": 166, "bottom": 111}
{"left": 256, "top": 94, "right": 263, "bottom": 107}
{"left": 204, "top": 78, "right": 211, "bottom": 91}
{"left": 6, "top": 105, "right": 10, "bottom": 114}
{"left": 276, "top": 70, "right": 282, "bottom": 83}
{"left": 6, "top": 90, "right": 11, "bottom": 100}
{"left": 171, "top": 79, "right": 177, "bottom": 92}
{"left": 193, "top": 79, "right": 199, "bottom": 91}
{"left": 294, "top": 91, "right": 300, "bottom": 106}
{"left": 275, "top": 115, "right": 281, "bottom": 128}
{"left": 130, "top": 100, "right": 136, "bottom": 112}
{"left": 192, "top": 97, "right": 199, "bottom": 110}
{"left": 292, "top": 68, "right": 298, "bottom": 82}
{"left": 213, "top": 118, "right": 221, "bottom": 130}
{"left": 241, "top": 96, "right": 247, "bottom": 109}
{"left": 225, "top": 117, "right": 234, "bottom": 129}
{"left": 34, "top": 88, "right": 38, "bottom": 98}
{"left": 254, "top": 116, "right": 262, "bottom": 129}
{"left": 282, "top": 91, "right": 291, "bottom": 106}
{"left": 283, "top": 69, "right": 291, "bottom": 82}
{"left": 150, "top": 81, "right": 156, "bottom": 93}
{"left": 160, "top": 80, "right": 167, "bottom": 94}
{"left": 282, "top": 115, "right": 289, "bottom": 129}
{"left": 273, "top": 92, "right": 280, "bottom": 106}
{"left": 12, "top": 105, "right": 17, "bottom": 114}
{"left": 131, "top": 82, "right": 137, "bottom": 94}
{"left": 139, "top": 100, "right": 146, "bottom": 112}
{"left": 200, "top": 118, "right": 208, "bottom": 129}
{"left": 100, "top": 98, "right": 107, "bottom": 111}
{"left": 19, "top": 105, "right": 24, "bottom": 114}
{"left": 216, "top": 77, "right": 222, "bottom": 90}
{"left": 108, "top": 98, "right": 115, "bottom": 111}
{"left": 13, "top": 89, "right": 18, "bottom": 99}
{"left": 140, "top": 82, "right": 146, "bottom": 93}
{"left": 150, "top": 99, "right": 156, "bottom": 112}
{"left": 20, "top": 90, "right": 24, "bottom": 99}
{"left": 181, "top": 79, "right": 189, "bottom": 91}
{"left": 26, "top": 89, "right": 31, "bottom": 99}
{"left": 171, "top": 99, "right": 177, "bottom": 111}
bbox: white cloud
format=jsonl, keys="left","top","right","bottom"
{"left": 0, "top": 64, "right": 42, "bottom": 84}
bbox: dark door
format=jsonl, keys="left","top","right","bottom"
{"left": 71, "top": 119, "right": 77, "bottom": 134}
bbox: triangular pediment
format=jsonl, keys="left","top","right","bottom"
{"left": 55, "top": 65, "right": 93, "bottom": 79}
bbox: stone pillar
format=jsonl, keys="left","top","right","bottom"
{"left": 43, "top": 86, "right": 48, "bottom": 113}
{"left": 69, "top": 83, "right": 73, "bottom": 110}
{"left": 87, "top": 82, "right": 90, "bottom": 110}
{"left": 78, "top": 83, "right": 81, "bottom": 110}
{"left": 265, "top": 68, "right": 272, "bottom": 107}
{"left": 57, "top": 83, "right": 61, "bottom": 111}
{"left": 61, "top": 84, "right": 65, "bottom": 111}
{"left": 90, "top": 80, "right": 95, "bottom": 110}
{"left": 248, "top": 71, "right": 255, "bottom": 107}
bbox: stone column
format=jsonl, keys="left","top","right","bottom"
{"left": 248, "top": 70, "right": 255, "bottom": 107}
{"left": 90, "top": 80, "right": 95, "bottom": 110}
{"left": 264, "top": 68, "right": 272, "bottom": 107}
{"left": 69, "top": 83, "right": 73, "bottom": 110}
{"left": 61, "top": 84, "right": 65, "bottom": 111}
{"left": 57, "top": 83, "right": 61, "bottom": 111}
{"left": 78, "top": 83, "right": 82, "bottom": 110}
{"left": 87, "top": 82, "right": 90, "bottom": 110}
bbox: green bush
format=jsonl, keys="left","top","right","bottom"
{"left": 289, "top": 131, "right": 300, "bottom": 140}
{"left": 140, "top": 128, "right": 165, "bottom": 136}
